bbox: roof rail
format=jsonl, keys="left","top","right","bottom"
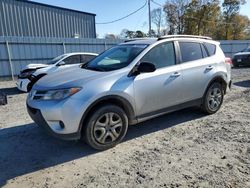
{"left": 158, "top": 35, "right": 212, "bottom": 41}
{"left": 124, "top": 37, "right": 156, "bottom": 43}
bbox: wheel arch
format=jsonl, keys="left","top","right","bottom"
{"left": 78, "top": 95, "right": 136, "bottom": 135}
{"left": 204, "top": 75, "right": 227, "bottom": 97}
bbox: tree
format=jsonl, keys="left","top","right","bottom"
{"left": 105, "top": 33, "right": 117, "bottom": 39}
{"left": 163, "top": 0, "right": 190, "bottom": 34}
{"left": 184, "top": 0, "right": 220, "bottom": 36}
{"left": 145, "top": 29, "right": 157, "bottom": 37}
{"left": 222, "top": 0, "right": 246, "bottom": 39}
{"left": 119, "top": 29, "right": 146, "bottom": 38}
{"left": 134, "top": 30, "right": 146, "bottom": 38}
{"left": 230, "top": 15, "right": 250, "bottom": 39}
{"left": 151, "top": 8, "right": 163, "bottom": 36}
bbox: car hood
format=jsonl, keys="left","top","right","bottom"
{"left": 33, "top": 67, "right": 110, "bottom": 90}
{"left": 25, "top": 63, "right": 49, "bottom": 69}
{"left": 33, "top": 64, "right": 79, "bottom": 76}
{"left": 234, "top": 52, "right": 250, "bottom": 57}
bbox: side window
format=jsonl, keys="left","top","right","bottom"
{"left": 80, "top": 55, "right": 96, "bottom": 64}
{"left": 179, "top": 42, "right": 203, "bottom": 63}
{"left": 63, "top": 55, "right": 81, "bottom": 65}
{"left": 204, "top": 43, "right": 216, "bottom": 56}
{"left": 141, "top": 42, "right": 175, "bottom": 69}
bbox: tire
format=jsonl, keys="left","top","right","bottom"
{"left": 233, "top": 63, "right": 239, "bottom": 68}
{"left": 202, "top": 82, "right": 224, "bottom": 114}
{"left": 83, "top": 105, "right": 128, "bottom": 150}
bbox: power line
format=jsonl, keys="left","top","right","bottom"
{"left": 96, "top": 1, "right": 147, "bottom": 24}
{"left": 151, "top": 0, "right": 164, "bottom": 8}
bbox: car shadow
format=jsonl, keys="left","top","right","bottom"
{"left": 0, "top": 86, "right": 23, "bottom": 96}
{"left": 0, "top": 108, "right": 204, "bottom": 186}
{"left": 234, "top": 80, "right": 250, "bottom": 88}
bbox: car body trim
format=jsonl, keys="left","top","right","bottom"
{"left": 136, "top": 98, "right": 202, "bottom": 122}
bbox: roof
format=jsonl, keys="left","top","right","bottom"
{"left": 15, "top": 0, "right": 96, "bottom": 16}
{"left": 64, "top": 52, "right": 98, "bottom": 56}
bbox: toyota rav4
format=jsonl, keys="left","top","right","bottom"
{"left": 27, "top": 35, "right": 232, "bottom": 150}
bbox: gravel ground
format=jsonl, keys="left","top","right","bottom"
{"left": 0, "top": 68, "right": 250, "bottom": 188}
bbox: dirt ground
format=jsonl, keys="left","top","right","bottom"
{"left": 0, "top": 68, "right": 250, "bottom": 188}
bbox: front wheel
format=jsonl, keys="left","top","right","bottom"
{"left": 202, "top": 82, "right": 224, "bottom": 114}
{"left": 83, "top": 105, "right": 128, "bottom": 150}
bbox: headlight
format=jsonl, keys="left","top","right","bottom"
{"left": 37, "top": 88, "right": 81, "bottom": 100}
{"left": 19, "top": 70, "right": 36, "bottom": 78}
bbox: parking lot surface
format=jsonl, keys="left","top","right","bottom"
{"left": 0, "top": 68, "right": 250, "bottom": 188}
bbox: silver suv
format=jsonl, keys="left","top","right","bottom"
{"left": 27, "top": 35, "right": 232, "bottom": 150}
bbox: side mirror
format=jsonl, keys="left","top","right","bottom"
{"left": 137, "top": 62, "right": 156, "bottom": 73}
{"left": 57, "top": 61, "right": 66, "bottom": 66}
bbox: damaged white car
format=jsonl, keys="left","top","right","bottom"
{"left": 17, "top": 52, "right": 98, "bottom": 92}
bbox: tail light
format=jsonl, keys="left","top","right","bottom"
{"left": 225, "top": 57, "right": 232, "bottom": 65}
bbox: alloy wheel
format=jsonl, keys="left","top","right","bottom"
{"left": 93, "top": 112, "right": 123, "bottom": 144}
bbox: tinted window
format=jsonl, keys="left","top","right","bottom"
{"left": 63, "top": 55, "right": 81, "bottom": 65}
{"left": 141, "top": 42, "right": 175, "bottom": 69}
{"left": 80, "top": 55, "right": 96, "bottom": 64}
{"left": 179, "top": 42, "right": 203, "bottom": 63}
{"left": 204, "top": 43, "right": 216, "bottom": 56}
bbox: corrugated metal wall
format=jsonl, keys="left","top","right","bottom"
{"left": 0, "top": 37, "right": 249, "bottom": 77}
{"left": 219, "top": 40, "right": 250, "bottom": 58}
{"left": 0, "top": 0, "right": 96, "bottom": 38}
{"left": 0, "top": 36, "right": 123, "bottom": 77}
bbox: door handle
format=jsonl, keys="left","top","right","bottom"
{"left": 170, "top": 72, "right": 181, "bottom": 77}
{"left": 205, "top": 66, "right": 214, "bottom": 70}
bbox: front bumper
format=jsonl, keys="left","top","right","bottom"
{"left": 16, "top": 78, "right": 30, "bottom": 92}
{"left": 27, "top": 103, "right": 81, "bottom": 140}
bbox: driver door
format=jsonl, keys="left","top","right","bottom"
{"left": 133, "top": 42, "right": 184, "bottom": 118}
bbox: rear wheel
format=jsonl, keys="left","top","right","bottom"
{"left": 202, "top": 82, "right": 224, "bottom": 114}
{"left": 83, "top": 105, "right": 128, "bottom": 150}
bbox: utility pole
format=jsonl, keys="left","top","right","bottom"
{"left": 148, "top": 0, "right": 151, "bottom": 37}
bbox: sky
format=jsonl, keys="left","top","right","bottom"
{"left": 32, "top": 0, "right": 250, "bottom": 38}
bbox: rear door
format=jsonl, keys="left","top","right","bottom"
{"left": 133, "top": 41, "right": 184, "bottom": 117}
{"left": 178, "top": 41, "right": 217, "bottom": 102}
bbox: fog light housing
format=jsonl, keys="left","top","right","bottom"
{"left": 59, "top": 121, "right": 65, "bottom": 129}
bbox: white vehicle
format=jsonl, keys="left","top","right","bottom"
{"left": 17, "top": 52, "right": 98, "bottom": 92}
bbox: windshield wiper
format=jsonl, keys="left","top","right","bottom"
{"left": 81, "top": 64, "right": 105, "bottom": 72}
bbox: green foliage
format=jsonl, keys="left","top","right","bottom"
{"left": 119, "top": 29, "right": 147, "bottom": 39}
{"left": 162, "top": 0, "right": 250, "bottom": 39}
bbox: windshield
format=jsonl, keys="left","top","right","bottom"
{"left": 47, "top": 54, "right": 68, "bottom": 65}
{"left": 82, "top": 44, "right": 148, "bottom": 71}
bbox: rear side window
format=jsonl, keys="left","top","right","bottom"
{"left": 179, "top": 42, "right": 203, "bottom": 63}
{"left": 80, "top": 55, "right": 96, "bottom": 64}
{"left": 63, "top": 55, "right": 81, "bottom": 65}
{"left": 204, "top": 43, "right": 216, "bottom": 56}
{"left": 141, "top": 42, "right": 176, "bottom": 69}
